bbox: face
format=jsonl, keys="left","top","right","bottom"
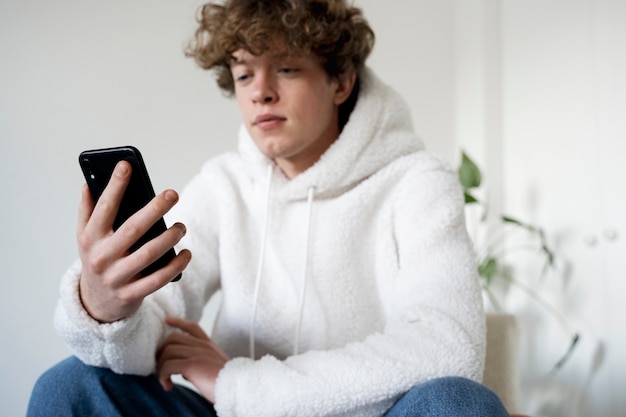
{"left": 230, "top": 47, "right": 355, "bottom": 178}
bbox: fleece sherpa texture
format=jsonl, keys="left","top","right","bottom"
{"left": 54, "top": 68, "right": 485, "bottom": 417}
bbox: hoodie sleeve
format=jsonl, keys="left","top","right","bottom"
{"left": 53, "top": 167, "right": 222, "bottom": 375}
{"left": 213, "top": 161, "right": 485, "bottom": 417}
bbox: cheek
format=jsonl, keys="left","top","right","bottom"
{"left": 308, "top": 93, "right": 336, "bottom": 124}
{"left": 235, "top": 98, "right": 253, "bottom": 125}
{"left": 297, "top": 84, "right": 335, "bottom": 114}
{"left": 234, "top": 93, "right": 245, "bottom": 111}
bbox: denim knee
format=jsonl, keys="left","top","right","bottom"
{"left": 31, "top": 357, "right": 83, "bottom": 394}
{"left": 27, "top": 356, "right": 98, "bottom": 416}
{"left": 28, "top": 356, "right": 216, "bottom": 417}
{"left": 385, "top": 376, "right": 510, "bottom": 417}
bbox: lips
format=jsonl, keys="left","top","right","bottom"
{"left": 253, "top": 114, "right": 286, "bottom": 130}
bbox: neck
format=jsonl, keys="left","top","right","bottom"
{"left": 275, "top": 133, "right": 338, "bottom": 179}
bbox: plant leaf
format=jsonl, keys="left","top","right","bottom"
{"left": 478, "top": 256, "right": 498, "bottom": 285}
{"left": 537, "top": 229, "right": 555, "bottom": 267}
{"left": 540, "top": 240, "right": 554, "bottom": 262}
{"left": 458, "top": 152, "right": 482, "bottom": 190}
{"left": 501, "top": 215, "right": 536, "bottom": 231}
{"left": 464, "top": 192, "right": 479, "bottom": 204}
{"left": 552, "top": 333, "right": 581, "bottom": 372}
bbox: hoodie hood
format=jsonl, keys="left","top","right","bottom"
{"left": 238, "top": 67, "right": 424, "bottom": 200}
{"left": 242, "top": 68, "right": 424, "bottom": 359}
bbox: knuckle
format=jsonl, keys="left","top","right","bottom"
{"left": 115, "top": 288, "right": 136, "bottom": 305}
{"left": 87, "top": 255, "right": 108, "bottom": 275}
{"left": 145, "top": 266, "right": 174, "bottom": 289}
{"left": 148, "top": 199, "right": 168, "bottom": 217}
{"left": 134, "top": 246, "right": 153, "bottom": 265}
{"left": 119, "top": 221, "right": 141, "bottom": 240}
{"left": 166, "top": 225, "right": 186, "bottom": 247}
{"left": 76, "top": 230, "right": 91, "bottom": 249}
{"left": 161, "top": 229, "right": 179, "bottom": 247}
{"left": 97, "top": 198, "right": 114, "bottom": 214}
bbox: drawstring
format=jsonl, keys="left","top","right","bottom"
{"left": 249, "top": 164, "right": 274, "bottom": 359}
{"left": 249, "top": 163, "right": 316, "bottom": 359}
{"left": 294, "top": 186, "right": 315, "bottom": 356}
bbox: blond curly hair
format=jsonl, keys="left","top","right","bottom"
{"left": 186, "top": 0, "right": 375, "bottom": 95}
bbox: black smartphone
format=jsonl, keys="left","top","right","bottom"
{"left": 79, "top": 146, "right": 181, "bottom": 281}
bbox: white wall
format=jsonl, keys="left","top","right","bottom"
{"left": 0, "top": 1, "right": 457, "bottom": 415}
{"left": 500, "top": 1, "right": 626, "bottom": 415}
{"left": 455, "top": 1, "right": 626, "bottom": 415}
{"left": 0, "top": 2, "right": 229, "bottom": 415}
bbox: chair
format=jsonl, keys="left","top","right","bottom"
{"left": 483, "top": 313, "right": 530, "bottom": 417}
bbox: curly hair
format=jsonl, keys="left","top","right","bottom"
{"left": 185, "top": 0, "right": 375, "bottom": 95}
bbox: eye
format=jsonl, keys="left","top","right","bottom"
{"left": 231, "top": 66, "right": 252, "bottom": 83}
{"left": 235, "top": 73, "right": 250, "bottom": 83}
{"left": 278, "top": 67, "right": 299, "bottom": 76}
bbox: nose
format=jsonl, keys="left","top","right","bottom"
{"left": 251, "top": 72, "right": 278, "bottom": 104}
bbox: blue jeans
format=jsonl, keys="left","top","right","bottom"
{"left": 27, "top": 357, "right": 509, "bottom": 417}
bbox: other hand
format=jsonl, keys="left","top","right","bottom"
{"left": 157, "top": 316, "right": 230, "bottom": 403}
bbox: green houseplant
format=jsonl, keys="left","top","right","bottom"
{"left": 457, "top": 151, "right": 579, "bottom": 371}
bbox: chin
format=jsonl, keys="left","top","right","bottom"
{"left": 255, "top": 139, "right": 291, "bottom": 159}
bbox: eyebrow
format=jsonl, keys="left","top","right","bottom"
{"left": 229, "top": 51, "right": 294, "bottom": 66}
{"left": 229, "top": 57, "right": 245, "bottom": 67}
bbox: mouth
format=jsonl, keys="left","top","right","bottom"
{"left": 253, "top": 114, "right": 286, "bottom": 130}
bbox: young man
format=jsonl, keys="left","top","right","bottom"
{"left": 28, "top": 1, "right": 510, "bottom": 416}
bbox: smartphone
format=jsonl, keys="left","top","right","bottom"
{"left": 79, "top": 146, "right": 181, "bottom": 281}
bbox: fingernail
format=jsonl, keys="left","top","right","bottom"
{"left": 115, "top": 161, "right": 129, "bottom": 176}
{"left": 164, "top": 190, "right": 178, "bottom": 202}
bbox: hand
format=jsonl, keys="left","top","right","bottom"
{"left": 157, "top": 317, "right": 230, "bottom": 403}
{"left": 77, "top": 161, "right": 192, "bottom": 323}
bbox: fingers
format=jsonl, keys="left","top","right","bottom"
{"left": 156, "top": 335, "right": 205, "bottom": 388}
{"left": 162, "top": 317, "right": 229, "bottom": 363}
{"left": 86, "top": 161, "right": 132, "bottom": 235}
{"left": 82, "top": 186, "right": 184, "bottom": 280}
{"left": 78, "top": 161, "right": 133, "bottom": 264}
{"left": 160, "top": 376, "right": 174, "bottom": 392}
{"left": 125, "top": 248, "right": 192, "bottom": 300}
{"left": 77, "top": 183, "right": 95, "bottom": 234}
{"left": 121, "top": 220, "right": 187, "bottom": 277}
{"left": 156, "top": 323, "right": 228, "bottom": 403}
{"left": 165, "top": 316, "right": 210, "bottom": 340}
{"left": 157, "top": 356, "right": 191, "bottom": 394}
{"left": 156, "top": 354, "right": 220, "bottom": 402}
{"left": 110, "top": 189, "right": 180, "bottom": 255}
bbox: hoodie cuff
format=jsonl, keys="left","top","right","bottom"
{"left": 54, "top": 260, "right": 147, "bottom": 371}
{"left": 214, "top": 357, "right": 256, "bottom": 417}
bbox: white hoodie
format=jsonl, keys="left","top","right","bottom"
{"left": 54, "top": 68, "right": 485, "bottom": 417}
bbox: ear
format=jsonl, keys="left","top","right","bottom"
{"left": 333, "top": 70, "right": 357, "bottom": 106}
